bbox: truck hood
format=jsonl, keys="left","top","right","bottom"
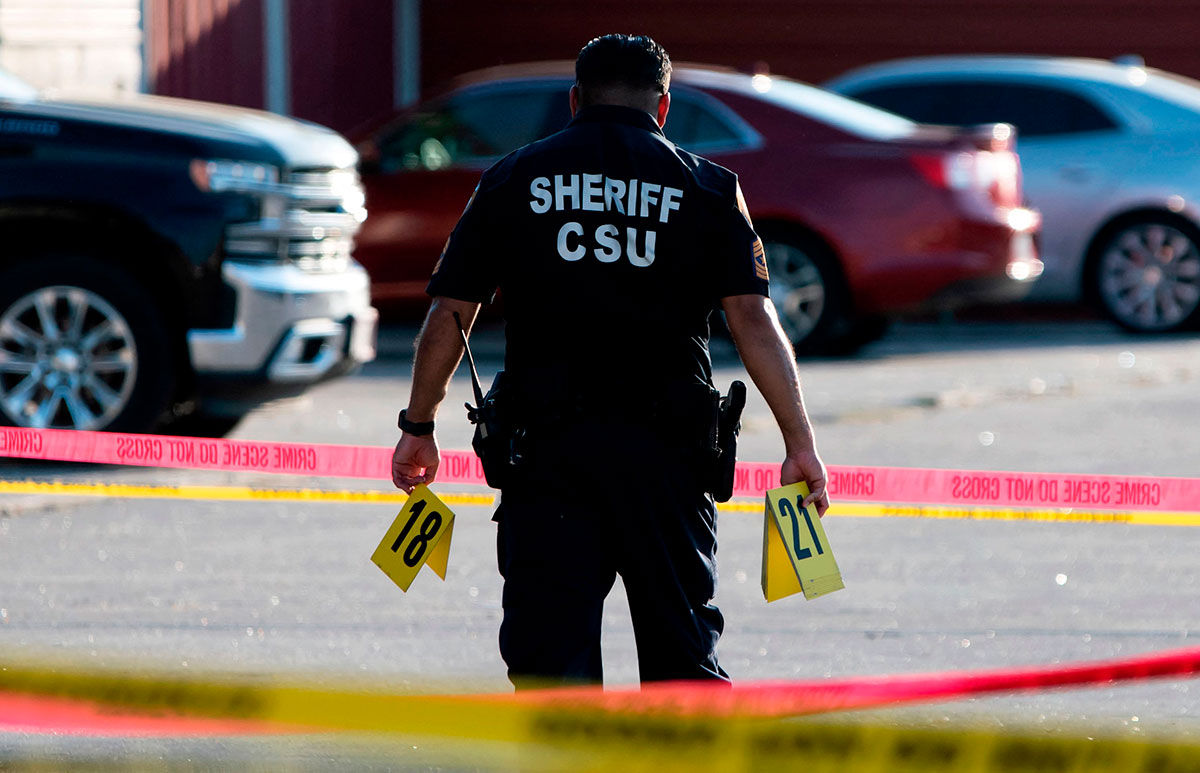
{"left": 16, "top": 92, "right": 357, "bottom": 169}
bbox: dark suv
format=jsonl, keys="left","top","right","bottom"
{"left": 0, "top": 71, "right": 377, "bottom": 435}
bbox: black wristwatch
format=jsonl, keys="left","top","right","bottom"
{"left": 398, "top": 409, "right": 435, "bottom": 436}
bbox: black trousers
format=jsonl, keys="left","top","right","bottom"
{"left": 495, "top": 416, "right": 729, "bottom": 688}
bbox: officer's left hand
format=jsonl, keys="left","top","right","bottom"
{"left": 781, "top": 447, "right": 829, "bottom": 518}
{"left": 392, "top": 433, "right": 440, "bottom": 493}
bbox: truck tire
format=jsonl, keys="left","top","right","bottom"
{"left": 0, "top": 257, "right": 174, "bottom": 433}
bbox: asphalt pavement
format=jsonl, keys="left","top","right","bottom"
{"left": 2, "top": 316, "right": 1200, "bottom": 767}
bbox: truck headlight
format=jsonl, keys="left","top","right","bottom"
{"left": 189, "top": 159, "right": 280, "bottom": 193}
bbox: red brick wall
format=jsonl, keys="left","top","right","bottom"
{"left": 421, "top": 1, "right": 1200, "bottom": 90}
{"left": 149, "top": 0, "right": 265, "bottom": 109}
{"left": 149, "top": 1, "right": 1200, "bottom": 130}
{"left": 288, "top": 0, "right": 394, "bottom": 134}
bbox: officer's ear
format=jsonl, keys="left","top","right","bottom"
{"left": 569, "top": 85, "right": 581, "bottom": 117}
{"left": 655, "top": 92, "right": 671, "bottom": 128}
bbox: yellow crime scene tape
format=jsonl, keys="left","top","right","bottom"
{"left": 2, "top": 659, "right": 1200, "bottom": 772}
{"left": 0, "top": 479, "right": 491, "bottom": 507}
{"left": 4, "top": 479, "right": 1200, "bottom": 525}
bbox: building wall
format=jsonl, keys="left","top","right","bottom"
{"left": 148, "top": 0, "right": 394, "bottom": 130}
{"left": 420, "top": 1, "right": 1200, "bottom": 90}
{"left": 134, "top": 1, "right": 1200, "bottom": 132}
{"left": 0, "top": 0, "right": 142, "bottom": 94}
{"left": 288, "top": 0, "right": 393, "bottom": 134}
{"left": 147, "top": 0, "right": 264, "bottom": 109}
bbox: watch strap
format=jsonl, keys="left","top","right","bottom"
{"left": 398, "top": 409, "right": 435, "bottom": 436}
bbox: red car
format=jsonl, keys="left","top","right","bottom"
{"left": 353, "top": 63, "right": 1041, "bottom": 352}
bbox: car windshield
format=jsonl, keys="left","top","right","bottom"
{"left": 754, "top": 77, "right": 918, "bottom": 140}
{"left": 0, "top": 68, "right": 37, "bottom": 101}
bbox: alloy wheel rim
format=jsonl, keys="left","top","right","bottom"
{"left": 1099, "top": 223, "right": 1200, "bottom": 331}
{"left": 0, "top": 286, "right": 138, "bottom": 429}
{"left": 765, "top": 241, "right": 826, "bottom": 343}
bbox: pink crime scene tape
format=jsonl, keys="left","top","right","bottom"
{"left": 1, "top": 426, "right": 1198, "bottom": 509}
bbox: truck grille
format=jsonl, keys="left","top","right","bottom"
{"left": 223, "top": 166, "right": 367, "bottom": 273}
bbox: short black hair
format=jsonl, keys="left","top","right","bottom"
{"left": 575, "top": 34, "right": 671, "bottom": 96}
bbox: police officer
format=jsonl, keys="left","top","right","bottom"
{"left": 392, "top": 34, "right": 829, "bottom": 688}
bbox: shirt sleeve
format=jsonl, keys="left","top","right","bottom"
{"left": 425, "top": 182, "right": 502, "bottom": 304}
{"left": 712, "top": 181, "right": 770, "bottom": 299}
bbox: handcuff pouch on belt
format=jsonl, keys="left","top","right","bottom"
{"left": 708, "top": 380, "right": 747, "bottom": 502}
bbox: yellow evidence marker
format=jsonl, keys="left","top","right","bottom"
{"left": 762, "top": 481, "right": 844, "bottom": 602}
{"left": 371, "top": 484, "right": 455, "bottom": 592}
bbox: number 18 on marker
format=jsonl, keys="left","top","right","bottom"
{"left": 371, "top": 484, "right": 455, "bottom": 592}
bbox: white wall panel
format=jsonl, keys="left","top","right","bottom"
{"left": 0, "top": 0, "right": 143, "bottom": 93}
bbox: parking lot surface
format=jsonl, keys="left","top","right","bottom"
{"left": 2, "top": 317, "right": 1199, "bottom": 765}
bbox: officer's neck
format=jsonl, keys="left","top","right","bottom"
{"left": 570, "top": 86, "right": 669, "bottom": 127}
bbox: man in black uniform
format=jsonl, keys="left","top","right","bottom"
{"left": 392, "top": 34, "right": 828, "bottom": 688}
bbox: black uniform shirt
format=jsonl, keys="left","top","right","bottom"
{"left": 427, "top": 104, "right": 769, "bottom": 399}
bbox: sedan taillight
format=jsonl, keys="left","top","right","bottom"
{"left": 910, "top": 150, "right": 1019, "bottom": 204}
{"left": 911, "top": 121, "right": 1026, "bottom": 218}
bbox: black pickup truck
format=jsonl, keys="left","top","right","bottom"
{"left": 0, "top": 70, "right": 377, "bottom": 435}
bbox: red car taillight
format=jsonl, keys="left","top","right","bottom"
{"left": 909, "top": 149, "right": 1021, "bottom": 209}
{"left": 909, "top": 122, "right": 1029, "bottom": 224}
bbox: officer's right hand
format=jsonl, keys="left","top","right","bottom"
{"left": 781, "top": 447, "right": 829, "bottom": 518}
{"left": 392, "top": 433, "right": 440, "bottom": 493}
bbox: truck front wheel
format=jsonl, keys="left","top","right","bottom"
{"left": 0, "top": 258, "right": 174, "bottom": 433}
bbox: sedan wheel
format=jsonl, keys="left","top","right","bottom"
{"left": 1096, "top": 221, "right": 1200, "bottom": 332}
{"left": 759, "top": 231, "right": 864, "bottom": 354}
{"left": 765, "top": 240, "right": 827, "bottom": 345}
{"left": 0, "top": 286, "right": 138, "bottom": 429}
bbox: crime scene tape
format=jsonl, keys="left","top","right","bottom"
{"left": 3, "top": 645, "right": 1200, "bottom": 770}
{"left": 4, "top": 693, "right": 1200, "bottom": 773}
{"left": 2, "top": 426, "right": 1198, "bottom": 510}
{"left": 0, "top": 479, "right": 493, "bottom": 507}
{"left": 3, "top": 479, "right": 1200, "bottom": 527}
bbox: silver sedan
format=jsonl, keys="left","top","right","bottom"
{"left": 826, "top": 55, "right": 1200, "bottom": 333}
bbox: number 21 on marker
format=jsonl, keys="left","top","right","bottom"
{"left": 371, "top": 484, "right": 455, "bottom": 592}
{"left": 763, "top": 481, "right": 843, "bottom": 601}
{"left": 776, "top": 495, "right": 823, "bottom": 559}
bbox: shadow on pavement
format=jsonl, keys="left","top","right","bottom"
{"left": 372, "top": 302, "right": 1196, "bottom": 369}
